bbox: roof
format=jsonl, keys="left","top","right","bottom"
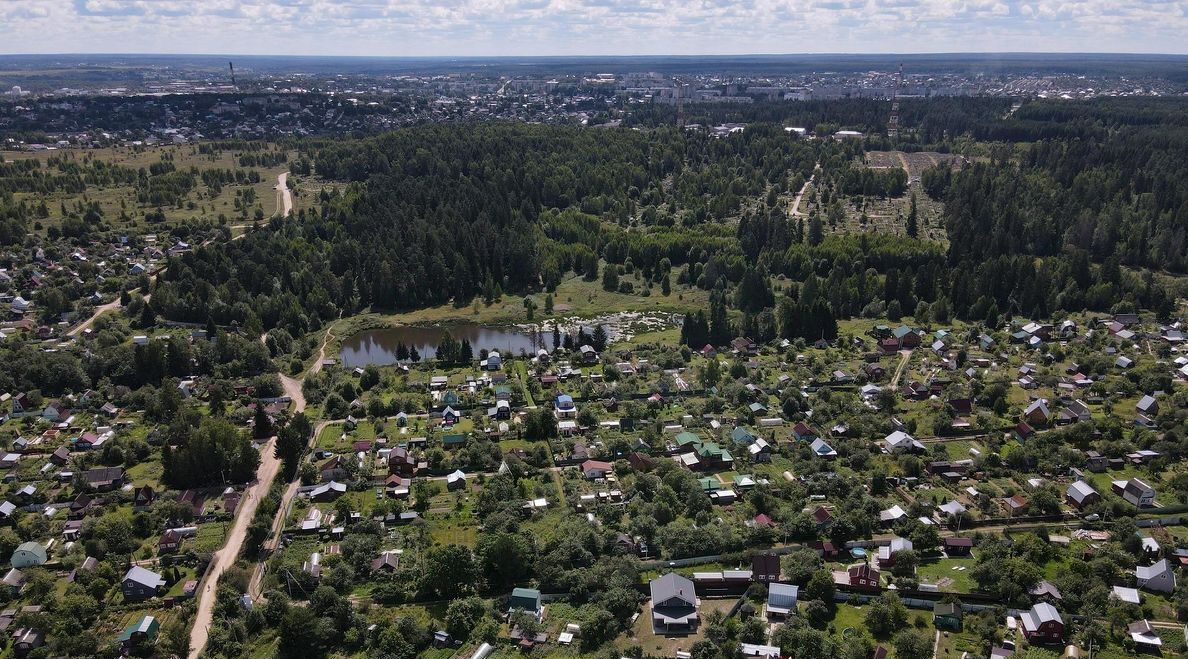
{"left": 508, "top": 587, "right": 541, "bottom": 611}
{"left": 1021, "top": 602, "right": 1062, "bottom": 632}
{"left": 117, "top": 615, "right": 159, "bottom": 642}
{"left": 124, "top": 566, "right": 165, "bottom": 589}
{"left": 1136, "top": 559, "right": 1171, "bottom": 580}
{"left": 13, "top": 542, "right": 46, "bottom": 562}
{"left": 1066, "top": 480, "right": 1098, "bottom": 502}
{"left": 650, "top": 572, "right": 696, "bottom": 608}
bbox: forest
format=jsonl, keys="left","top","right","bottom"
{"left": 148, "top": 97, "right": 1187, "bottom": 343}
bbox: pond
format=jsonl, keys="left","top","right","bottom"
{"left": 338, "top": 323, "right": 543, "bottom": 367}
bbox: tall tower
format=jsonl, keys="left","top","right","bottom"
{"left": 229, "top": 62, "right": 237, "bottom": 89}
{"left": 887, "top": 63, "right": 903, "bottom": 138}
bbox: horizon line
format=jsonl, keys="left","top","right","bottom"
{"left": 2, "top": 51, "right": 1187, "bottom": 59}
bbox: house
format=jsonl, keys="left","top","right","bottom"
{"left": 788, "top": 422, "right": 817, "bottom": 444}
{"left": 49, "top": 446, "right": 71, "bottom": 466}
{"left": 1136, "top": 394, "right": 1159, "bottom": 417}
{"left": 943, "top": 537, "right": 973, "bottom": 556}
{"left": 12, "top": 628, "right": 43, "bottom": 656}
{"left": 0, "top": 500, "right": 15, "bottom": 523}
{"left": 1117, "top": 478, "right": 1156, "bottom": 507}
{"left": 1020, "top": 602, "right": 1064, "bottom": 644}
{"left": 1058, "top": 400, "right": 1091, "bottom": 425}
{"left": 650, "top": 573, "right": 699, "bottom": 633}
{"left": 893, "top": 325, "right": 920, "bottom": 348}
{"left": 318, "top": 455, "right": 346, "bottom": 482}
{"left": 879, "top": 505, "right": 907, "bottom": 526}
{"left": 122, "top": 566, "right": 166, "bottom": 603}
{"left": 10, "top": 393, "right": 33, "bottom": 417}
{"left": 446, "top": 469, "right": 467, "bottom": 490}
{"left": 765, "top": 583, "right": 799, "bottom": 620}
{"left": 1136, "top": 559, "right": 1175, "bottom": 593}
{"left": 83, "top": 466, "right": 125, "bottom": 491}
{"left": 809, "top": 437, "right": 837, "bottom": 459}
{"left": 1127, "top": 620, "right": 1163, "bottom": 652}
{"left": 933, "top": 601, "right": 962, "bottom": 631}
{"left": 2, "top": 567, "right": 26, "bottom": 592}
{"left": 578, "top": 344, "right": 598, "bottom": 362}
{"left": 751, "top": 552, "right": 781, "bottom": 583}
{"left": 1002, "top": 494, "right": 1029, "bottom": 517}
{"left": 1065, "top": 480, "right": 1100, "bottom": 509}
{"left": 387, "top": 447, "right": 417, "bottom": 477}
{"left": 118, "top": 615, "right": 159, "bottom": 649}
{"left": 159, "top": 529, "right": 191, "bottom": 553}
{"left": 883, "top": 430, "right": 924, "bottom": 454}
{"left": 370, "top": 550, "right": 402, "bottom": 573}
{"left": 9, "top": 542, "right": 46, "bottom": 568}
{"left": 1084, "top": 450, "right": 1108, "bottom": 472}
{"left": 555, "top": 394, "right": 577, "bottom": 418}
{"left": 581, "top": 460, "right": 614, "bottom": 480}
{"left": 308, "top": 481, "right": 347, "bottom": 502}
{"left": 133, "top": 485, "right": 155, "bottom": 511}
{"left": 877, "top": 537, "right": 913, "bottom": 568}
{"left": 1023, "top": 399, "right": 1051, "bottom": 425}
{"left": 747, "top": 438, "right": 772, "bottom": 462}
{"left": 740, "top": 643, "right": 781, "bottom": 659}
{"left": 484, "top": 350, "right": 502, "bottom": 370}
{"left": 812, "top": 506, "right": 834, "bottom": 528}
{"left": 508, "top": 587, "right": 542, "bottom": 618}
{"left": 845, "top": 563, "right": 881, "bottom": 592}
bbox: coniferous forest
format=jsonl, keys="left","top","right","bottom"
{"left": 152, "top": 97, "right": 1187, "bottom": 343}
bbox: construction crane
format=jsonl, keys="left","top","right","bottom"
{"left": 887, "top": 62, "right": 903, "bottom": 138}
{"left": 229, "top": 61, "right": 237, "bottom": 89}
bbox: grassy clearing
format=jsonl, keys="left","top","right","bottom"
{"left": 343, "top": 271, "right": 706, "bottom": 329}
{"left": 7, "top": 143, "right": 290, "bottom": 233}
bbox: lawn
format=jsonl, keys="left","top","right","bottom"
{"left": 352, "top": 270, "right": 706, "bottom": 328}
{"left": 915, "top": 556, "right": 977, "bottom": 593}
{"left": 620, "top": 597, "right": 737, "bottom": 658}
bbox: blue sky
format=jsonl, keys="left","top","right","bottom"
{"left": 0, "top": 0, "right": 1184, "bottom": 56}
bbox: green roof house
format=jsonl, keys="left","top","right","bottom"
{"left": 10, "top": 541, "right": 47, "bottom": 568}
{"left": 508, "top": 587, "right": 542, "bottom": 617}
{"left": 118, "top": 615, "right": 160, "bottom": 648}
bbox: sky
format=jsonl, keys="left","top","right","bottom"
{"left": 0, "top": 0, "right": 1185, "bottom": 57}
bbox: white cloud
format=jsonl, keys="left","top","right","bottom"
{"left": 0, "top": 0, "right": 1182, "bottom": 55}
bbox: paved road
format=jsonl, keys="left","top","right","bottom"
{"left": 276, "top": 172, "right": 293, "bottom": 217}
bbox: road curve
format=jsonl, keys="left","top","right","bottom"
{"left": 188, "top": 329, "right": 325, "bottom": 658}
{"left": 186, "top": 436, "right": 283, "bottom": 659}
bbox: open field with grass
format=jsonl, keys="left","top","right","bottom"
{"left": 6, "top": 143, "right": 291, "bottom": 233}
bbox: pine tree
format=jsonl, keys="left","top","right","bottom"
{"left": 592, "top": 324, "right": 608, "bottom": 352}
{"left": 808, "top": 215, "right": 824, "bottom": 247}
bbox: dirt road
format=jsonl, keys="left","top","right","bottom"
{"left": 890, "top": 349, "right": 912, "bottom": 387}
{"left": 186, "top": 436, "right": 283, "bottom": 659}
{"left": 189, "top": 328, "right": 327, "bottom": 657}
{"left": 67, "top": 298, "right": 122, "bottom": 337}
{"left": 245, "top": 327, "right": 334, "bottom": 600}
{"left": 790, "top": 171, "right": 816, "bottom": 217}
{"left": 276, "top": 172, "right": 293, "bottom": 217}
